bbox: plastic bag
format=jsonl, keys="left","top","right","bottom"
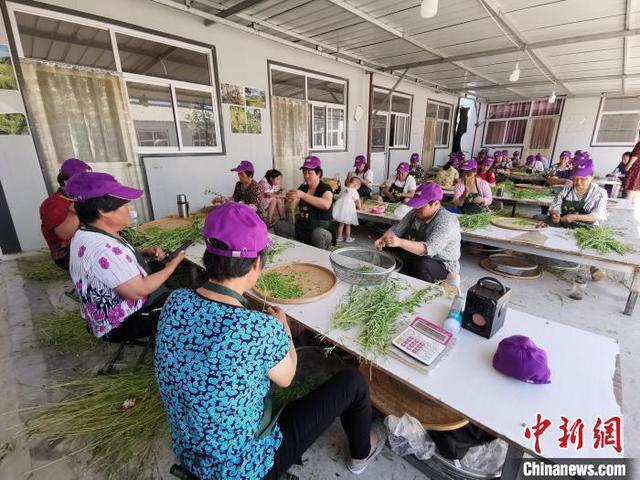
{"left": 393, "top": 204, "right": 412, "bottom": 219}
{"left": 384, "top": 414, "right": 436, "bottom": 460}
{"left": 460, "top": 438, "right": 508, "bottom": 476}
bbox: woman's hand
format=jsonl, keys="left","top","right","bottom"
{"left": 141, "top": 246, "right": 166, "bottom": 260}
{"left": 561, "top": 214, "right": 577, "bottom": 224}
{"left": 211, "top": 196, "right": 225, "bottom": 205}
{"left": 473, "top": 196, "right": 484, "bottom": 205}
{"left": 383, "top": 233, "right": 402, "bottom": 248}
{"left": 165, "top": 250, "right": 186, "bottom": 269}
{"left": 550, "top": 211, "right": 561, "bottom": 224}
{"left": 267, "top": 306, "right": 291, "bottom": 337}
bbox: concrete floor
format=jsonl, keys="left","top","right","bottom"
{"left": 0, "top": 225, "right": 638, "bottom": 479}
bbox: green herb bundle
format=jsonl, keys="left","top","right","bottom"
{"left": 385, "top": 202, "right": 401, "bottom": 216}
{"left": 34, "top": 309, "right": 101, "bottom": 353}
{"left": 574, "top": 226, "right": 628, "bottom": 255}
{"left": 510, "top": 188, "right": 550, "bottom": 200}
{"left": 272, "top": 377, "right": 321, "bottom": 405}
{"left": 332, "top": 280, "right": 442, "bottom": 357}
{"left": 458, "top": 212, "right": 492, "bottom": 230}
{"left": 256, "top": 271, "right": 304, "bottom": 299}
{"left": 121, "top": 214, "right": 205, "bottom": 251}
{"left": 17, "top": 255, "right": 69, "bottom": 282}
{"left": 267, "top": 242, "right": 293, "bottom": 263}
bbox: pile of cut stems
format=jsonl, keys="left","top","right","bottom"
{"left": 34, "top": 309, "right": 101, "bottom": 353}
{"left": 121, "top": 214, "right": 205, "bottom": 251}
{"left": 458, "top": 212, "right": 492, "bottom": 230}
{"left": 256, "top": 271, "right": 304, "bottom": 299}
{"left": 17, "top": 255, "right": 69, "bottom": 282}
{"left": 574, "top": 226, "right": 628, "bottom": 255}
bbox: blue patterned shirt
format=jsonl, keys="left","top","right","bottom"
{"left": 155, "top": 289, "right": 290, "bottom": 480}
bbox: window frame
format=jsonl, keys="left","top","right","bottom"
{"left": 591, "top": 96, "right": 640, "bottom": 147}
{"left": 425, "top": 99, "right": 452, "bottom": 149}
{"left": 7, "top": 2, "right": 224, "bottom": 155}
{"left": 372, "top": 86, "right": 413, "bottom": 150}
{"left": 268, "top": 62, "right": 348, "bottom": 153}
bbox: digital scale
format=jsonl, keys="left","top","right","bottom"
{"left": 392, "top": 317, "right": 453, "bottom": 366}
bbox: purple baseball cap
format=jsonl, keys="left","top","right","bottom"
{"left": 526, "top": 155, "right": 535, "bottom": 165}
{"left": 60, "top": 158, "right": 91, "bottom": 177}
{"left": 501, "top": 150, "right": 508, "bottom": 156}
{"left": 354, "top": 155, "right": 367, "bottom": 167}
{"left": 493, "top": 151, "right": 503, "bottom": 158}
{"left": 410, "top": 152, "right": 420, "bottom": 163}
{"left": 535, "top": 153, "right": 543, "bottom": 161}
{"left": 203, "top": 202, "right": 271, "bottom": 258}
{"left": 572, "top": 158, "right": 594, "bottom": 178}
{"left": 493, "top": 335, "right": 551, "bottom": 384}
{"left": 300, "top": 155, "right": 321, "bottom": 170}
{"left": 407, "top": 182, "right": 443, "bottom": 208}
{"left": 482, "top": 157, "right": 495, "bottom": 167}
{"left": 65, "top": 172, "right": 143, "bottom": 201}
{"left": 513, "top": 151, "right": 521, "bottom": 157}
{"left": 231, "top": 160, "right": 255, "bottom": 173}
{"left": 396, "top": 162, "right": 410, "bottom": 174}
{"left": 560, "top": 150, "right": 572, "bottom": 159}
{"left": 574, "top": 149, "right": 583, "bottom": 157}
{"left": 460, "top": 159, "right": 478, "bottom": 171}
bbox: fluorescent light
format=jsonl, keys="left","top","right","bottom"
{"left": 420, "top": 0, "right": 438, "bottom": 18}
{"left": 509, "top": 63, "right": 520, "bottom": 82}
{"left": 548, "top": 86, "right": 556, "bottom": 103}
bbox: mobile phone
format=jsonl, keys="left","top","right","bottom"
{"left": 164, "top": 240, "right": 194, "bottom": 262}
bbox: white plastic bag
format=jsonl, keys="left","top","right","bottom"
{"left": 460, "top": 438, "right": 508, "bottom": 476}
{"left": 393, "top": 204, "right": 412, "bottom": 219}
{"left": 384, "top": 414, "right": 436, "bottom": 461}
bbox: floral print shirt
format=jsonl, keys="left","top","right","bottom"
{"left": 69, "top": 229, "right": 147, "bottom": 337}
{"left": 233, "top": 180, "right": 266, "bottom": 221}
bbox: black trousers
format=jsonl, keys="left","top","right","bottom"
{"left": 265, "top": 368, "right": 373, "bottom": 479}
{"left": 399, "top": 252, "right": 449, "bottom": 283}
{"left": 102, "top": 293, "right": 169, "bottom": 343}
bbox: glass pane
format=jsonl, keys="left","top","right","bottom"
{"left": 504, "top": 119, "right": 527, "bottom": 144}
{"left": 272, "top": 69, "right": 305, "bottom": 99}
{"left": 531, "top": 99, "right": 563, "bottom": 116}
{"left": 327, "top": 107, "right": 344, "bottom": 147}
{"left": 391, "top": 95, "right": 411, "bottom": 114}
{"left": 371, "top": 114, "right": 388, "bottom": 151}
{"left": 127, "top": 82, "right": 178, "bottom": 147}
{"left": 438, "top": 105, "right": 451, "bottom": 120}
{"left": 312, "top": 105, "right": 325, "bottom": 147}
{"left": 485, "top": 121, "right": 506, "bottom": 145}
{"left": 603, "top": 97, "right": 640, "bottom": 113}
{"left": 15, "top": 12, "right": 115, "bottom": 70}
{"left": 117, "top": 32, "right": 210, "bottom": 85}
{"left": 489, "top": 102, "right": 531, "bottom": 119}
{"left": 308, "top": 77, "right": 344, "bottom": 104}
{"left": 176, "top": 89, "right": 216, "bottom": 147}
{"left": 439, "top": 121, "right": 449, "bottom": 145}
{"left": 426, "top": 102, "right": 438, "bottom": 118}
{"left": 373, "top": 90, "right": 390, "bottom": 111}
{"left": 596, "top": 113, "right": 640, "bottom": 143}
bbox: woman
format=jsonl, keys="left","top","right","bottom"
{"left": 274, "top": 156, "right": 334, "bottom": 249}
{"left": 624, "top": 141, "right": 640, "bottom": 201}
{"left": 382, "top": 162, "right": 417, "bottom": 203}
{"left": 478, "top": 157, "right": 497, "bottom": 185}
{"left": 511, "top": 151, "right": 522, "bottom": 167}
{"left": 65, "top": 172, "right": 185, "bottom": 341}
{"left": 228, "top": 160, "right": 266, "bottom": 221}
{"left": 346, "top": 155, "right": 374, "bottom": 199}
{"left": 155, "top": 203, "right": 384, "bottom": 480}
{"left": 536, "top": 159, "right": 607, "bottom": 228}
{"left": 547, "top": 150, "right": 573, "bottom": 186}
{"left": 452, "top": 159, "right": 493, "bottom": 214}
{"left": 435, "top": 153, "right": 460, "bottom": 188}
{"left": 408, "top": 152, "right": 425, "bottom": 183}
{"left": 608, "top": 152, "right": 631, "bottom": 178}
{"left": 39, "top": 158, "right": 92, "bottom": 270}
{"left": 258, "top": 169, "right": 285, "bottom": 227}
{"left": 525, "top": 154, "right": 545, "bottom": 173}
{"left": 477, "top": 149, "right": 488, "bottom": 164}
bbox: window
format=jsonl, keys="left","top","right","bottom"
{"left": 270, "top": 64, "right": 347, "bottom": 151}
{"left": 484, "top": 98, "right": 564, "bottom": 147}
{"left": 593, "top": 97, "right": 640, "bottom": 145}
{"left": 426, "top": 100, "right": 452, "bottom": 148}
{"left": 10, "top": 5, "right": 223, "bottom": 154}
{"left": 373, "top": 87, "right": 412, "bottom": 149}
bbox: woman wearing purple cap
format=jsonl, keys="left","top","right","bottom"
{"left": 382, "top": 162, "right": 417, "bottom": 203}
{"left": 546, "top": 151, "right": 573, "bottom": 186}
{"left": 375, "top": 182, "right": 461, "bottom": 282}
{"left": 435, "top": 154, "right": 460, "bottom": 188}
{"left": 155, "top": 203, "right": 384, "bottom": 480}
{"left": 452, "top": 159, "right": 493, "bottom": 214}
{"left": 346, "top": 155, "right": 374, "bottom": 199}
{"left": 274, "top": 156, "right": 334, "bottom": 249}
{"left": 511, "top": 150, "right": 523, "bottom": 168}
{"left": 39, "top": 158, "right": 92, "bottom": 270}
{"left": 65, "top": 172, "right": 185, "bottom": 342}
{"left": 478, "top": 157, "right": 496, "bottom": 186}
{"left": 536, "top": 159, "right": 607, "bottom": 228}
{"left": 408, "top": 152, "right": 426, "bottom": 183}
{"left": 525, "top": 154, "right": 544, "bottom": 173}
{"left": 224, "top": 160, "right": 266, "bottom": 221}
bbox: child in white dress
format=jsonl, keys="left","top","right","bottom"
{"left": 334, "top": 177, "right": 362, "bottom": 243}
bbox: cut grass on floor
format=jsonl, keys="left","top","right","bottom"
{"left": 16, "top": 255, "right": 68, "bottom": 282}
{"left": 33, "top": 309, "right": 101, "bottom": 353}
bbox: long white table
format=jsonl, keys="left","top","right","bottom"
{"left": 359, "top": 205, "right": 640, "bottom": 315}
{"left": 185, "top": 237, "right": 623, "bottom": 475}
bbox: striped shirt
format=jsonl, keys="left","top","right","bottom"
{"left": 549, "top": 184, "right": 608, "bottom": 223}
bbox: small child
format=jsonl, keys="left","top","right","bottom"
{"left": 333, "top": 177, "right": 362, "bottom": 243}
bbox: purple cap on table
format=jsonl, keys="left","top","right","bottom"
{"left": 231, "top": 160, "right": 255, "bottom": 173}
{"left": 396, "top": 162, "right": 410, "bottom": 174}
{"left": 204, "top": 202, "right": 271, "bottom": 258}
{"left": 65, "top": 172, "right": 143, "bottom": 201}
{"left": 407, "top": 182, "right": 443, "bottom": 208}
{"left": 354, "top": 155, "right": 367, "bottom": 167}
{"left": 460, "top": 158, "right": 478, "bottom": 171}
{"left": 492, "top": 335, "right": 551, "bottom": 384}
{"left": 60, "top": 158, "right": 91, "bottom": 177}
{"left": 300, "top": 155, "right": 322, "bottom": 170}
{"left": 410, "top": 152, "right": 420, "bottom": 163}
{"left": 572, "top": 158, "right": 594, "bottom": 177}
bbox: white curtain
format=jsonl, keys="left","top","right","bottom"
{"left": 523, "top": 116, "right": 559, "bottom": 161}
{"left": 422, "top": 117, "right": 437, "bottom": 169}
{"left": 20, "top": 60, "right": 149, "bottom": 221}
{"left": 271, "top": 96, "right": 309, "bottom": 191}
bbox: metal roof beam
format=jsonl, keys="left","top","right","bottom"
{"left": 623, "top": 0, "right": 632, "bottom": 93}
{"left": 204, "top": 0, "right": 267, "bottom": 24}
{"left": 469, "top": 72, "right": 640, "bottom": 91}
{"left": 386, "top": 28, "right": 640, "bottom": 71}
